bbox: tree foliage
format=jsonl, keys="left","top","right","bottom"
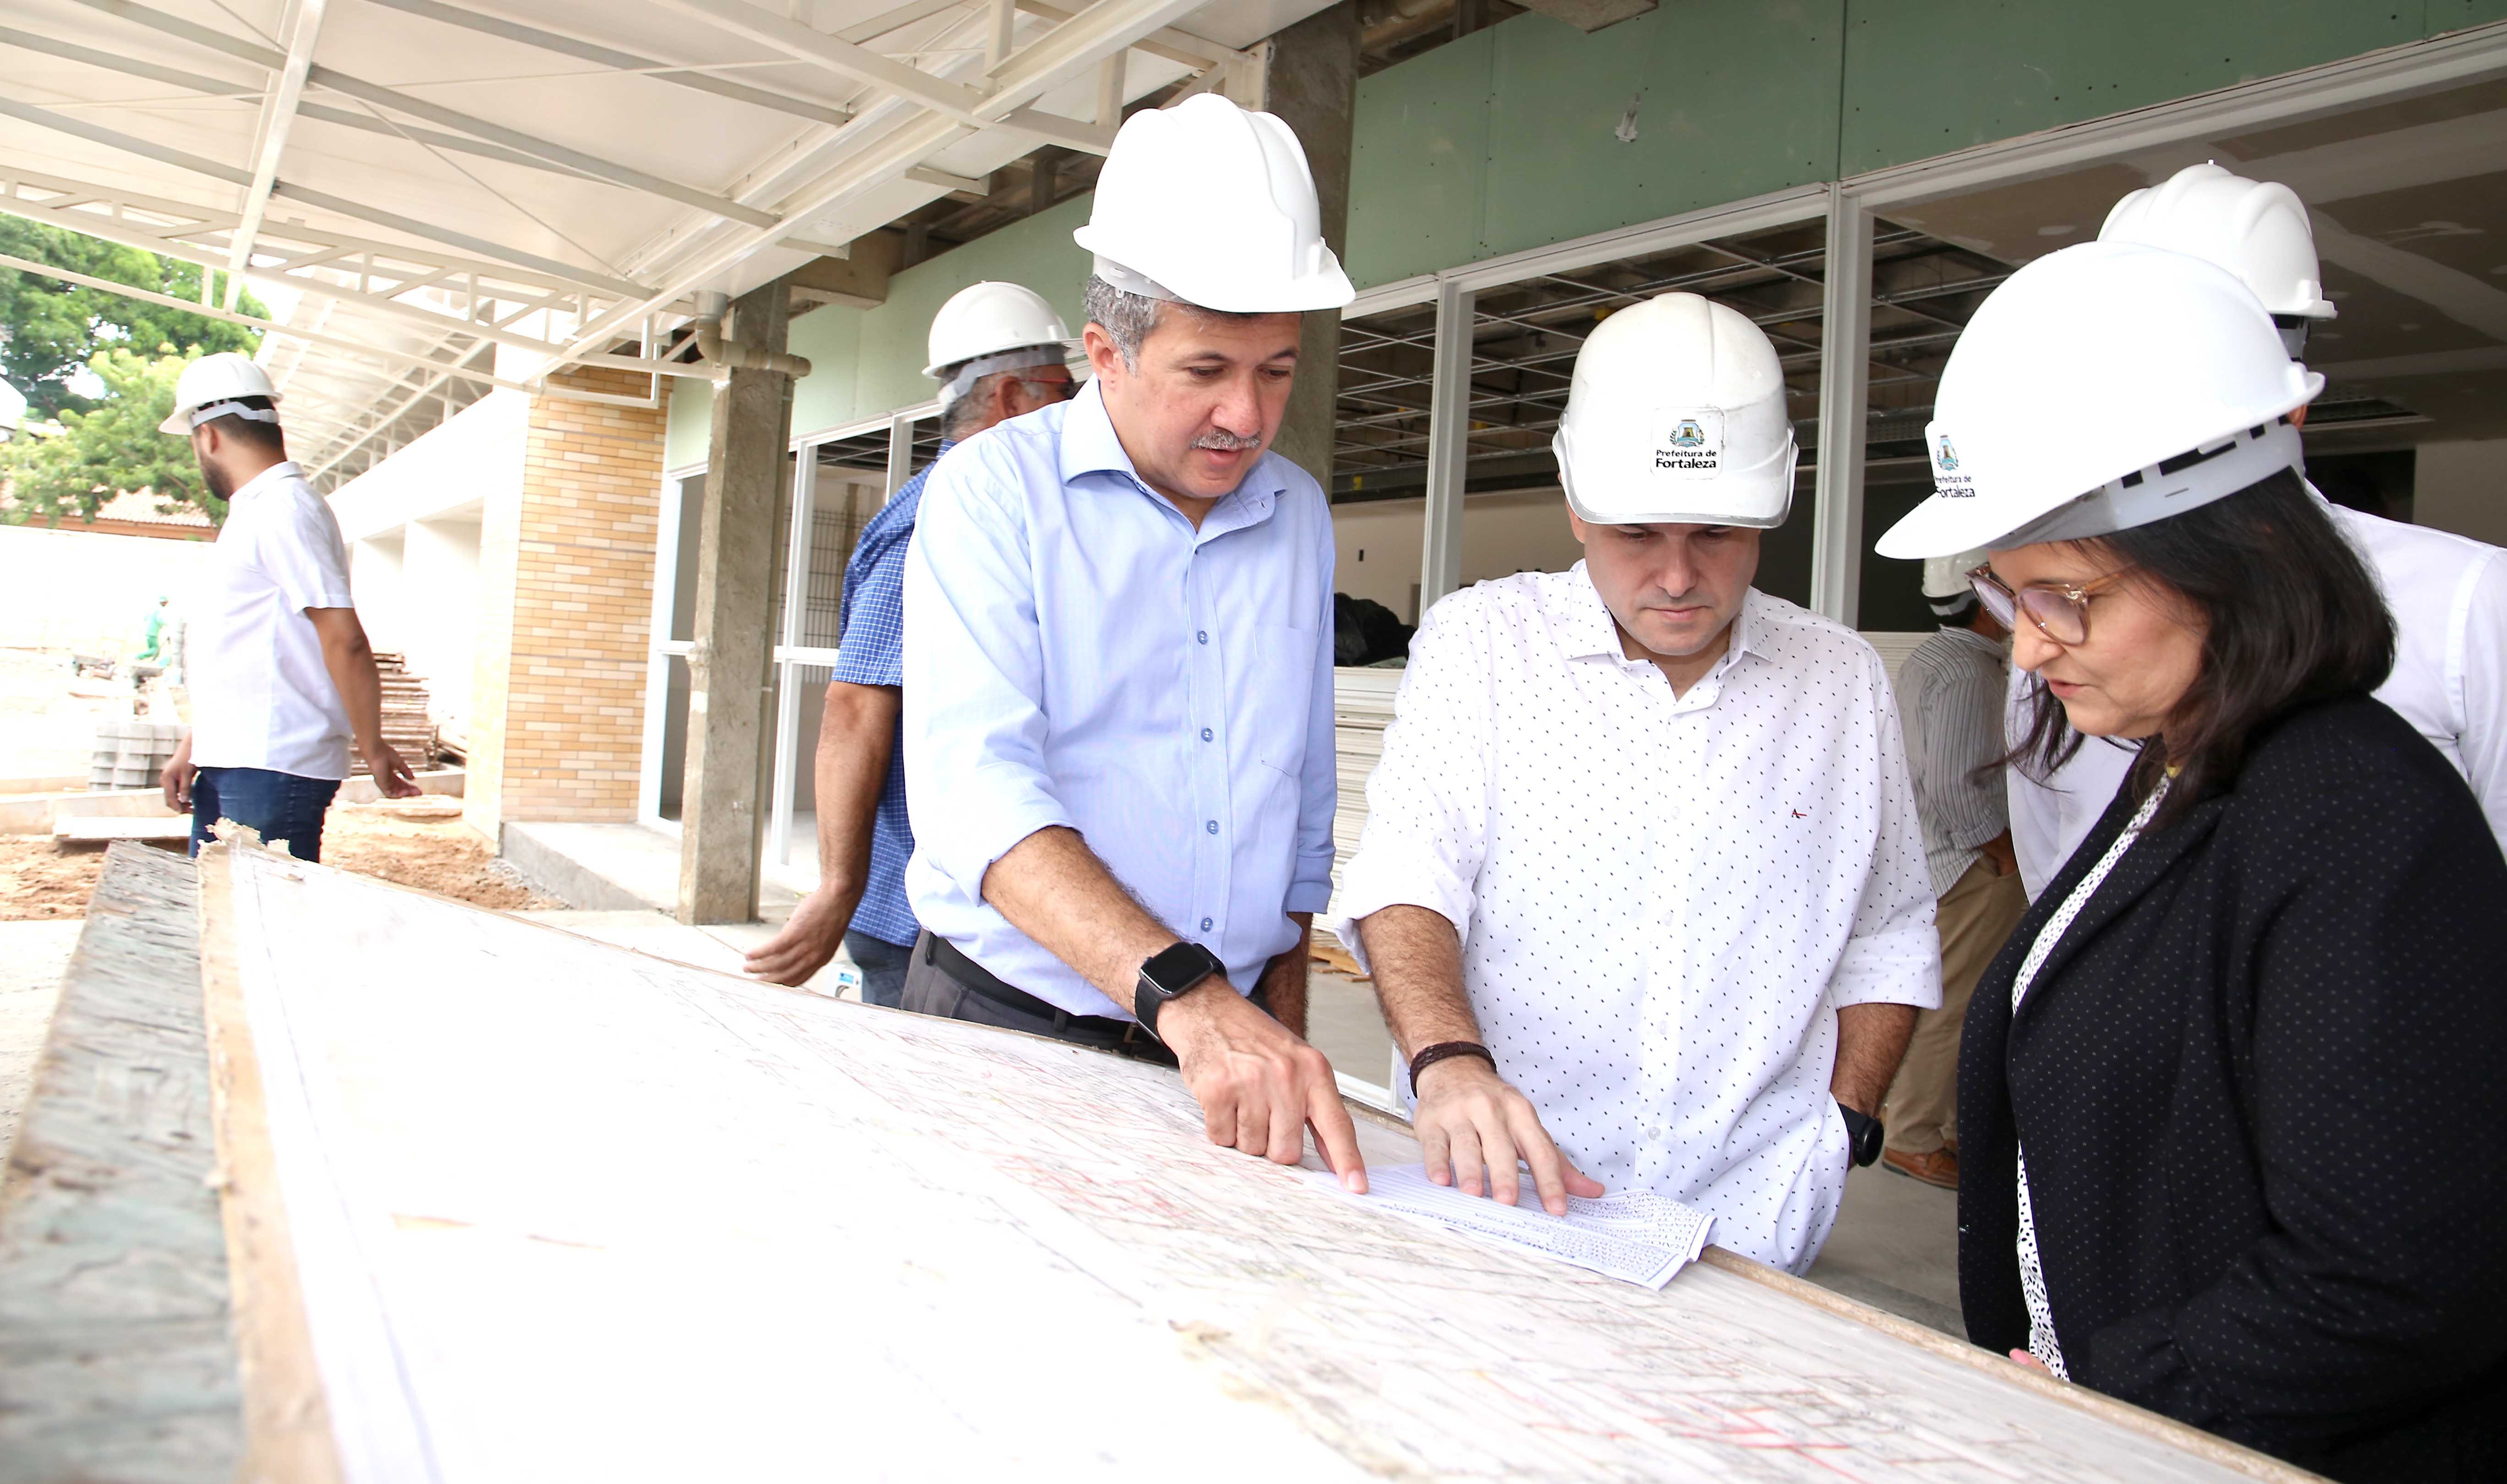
{"left": 0, "top": 218, "right": 265, "bottom": 419}
{"left": 0, "top": 348, "right": 223, "bottom": 526}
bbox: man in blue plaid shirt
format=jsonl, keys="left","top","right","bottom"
{"left": 745, "top": 283, "right": 1078, "bottom": 1002}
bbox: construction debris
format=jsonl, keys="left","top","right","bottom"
{"left": 368, "top": 652, "right": 438, "bottom": 773}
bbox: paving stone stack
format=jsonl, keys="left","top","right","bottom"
{"left": 365, "top": 653, "right": 438, "bottom": 774}
{"left": 88, "top": 720, "right": 185, "bottom": 791}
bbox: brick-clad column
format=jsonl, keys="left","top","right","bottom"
{"left": 464, "top": 367, "right": 668, "bottom": 840}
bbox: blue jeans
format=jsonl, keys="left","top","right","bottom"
{"left": 190, "top": 767, "right": 342, "bottom": 863}
{"left": 844, "top": 930, "right": 911, "bottom": 1009}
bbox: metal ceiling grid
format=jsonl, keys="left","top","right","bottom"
{"left": 1329, "top": 218, "right": 2010, "bottom": 503}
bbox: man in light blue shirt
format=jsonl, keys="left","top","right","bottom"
{"left": 899, "top": 93, "right": 1368, "bottom": 1189}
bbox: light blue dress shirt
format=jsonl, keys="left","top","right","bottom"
{"left": 902, "top": 379, "right": 1338, "bottom": 1019}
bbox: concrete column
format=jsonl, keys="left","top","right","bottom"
{"left": 1230, "top": 2, "right": 1358, "bottom": 490}
{"left": 678, "top": 282, "right": 795, "bottom": 924}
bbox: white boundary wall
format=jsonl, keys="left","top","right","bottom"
{"left": 0, "top": 525, "right": 214, "bottom": 656}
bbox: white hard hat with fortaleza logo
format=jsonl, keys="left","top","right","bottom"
{"left": 1549, "top": 292, "right": 1798, "bottom": 529}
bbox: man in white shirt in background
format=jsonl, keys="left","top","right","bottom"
{"left": 1879, "top": 552, "right": 2025, "bottom": 1192}
{"left": 157, "top": 353, "right": 419, "bottom": 861}
{"left": 2010, "top": 164, "right": 2507, "bottom": 894}
{"left": 1326, "top": 294, "right": 1940, "bottom": 1274}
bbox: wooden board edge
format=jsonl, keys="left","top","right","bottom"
{"left": 195, "top": 840, "right": 348, "bottom": 1484}
{"left": 1692, "top": 1247, "right": 2327, "bottom": 1483}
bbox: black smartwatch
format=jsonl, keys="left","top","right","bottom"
{"left": 1134, "top": 940, "right": 1227, "bottom": 1040}
{"left": 1839, "top": 1102, "right": 1885, "bottom": 1168}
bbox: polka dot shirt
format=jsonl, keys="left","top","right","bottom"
{"left": 1327, "top": 566, "right": 1942, "bottom": 1273}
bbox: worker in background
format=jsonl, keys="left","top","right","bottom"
{"left": 1325, "top": 294, "right": 1941, "bottom": 1271}
{"left": 1879, "top": 239, "right": 2507, "bottom": 1480}
{"left": 157, "top": 353, "right": 420, "bottom": 860}
{"left": 2008, "top": 162, "right": 2507, "bottom": 895}
{"left": 1877, "top": 551, "right": 2024, "bottom": 1192}
{"left": 901, "top": 94, "right": 1368, "bottom": 1190}
{"left": 744, "top": 282, "right": 1077, "bottom": 998}
{"left": 135, "top": 595, "right": 171, "bottom": 663}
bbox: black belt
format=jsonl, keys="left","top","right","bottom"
{"left": 922, "top": 933, "right": 1174, "bottom": 1059}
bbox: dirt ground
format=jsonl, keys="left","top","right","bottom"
{"left": 0, "top": 798, "right": 558, "bottom": 921}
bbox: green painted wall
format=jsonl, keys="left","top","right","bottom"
{"left": 668, "top": 0, "right": 2507, "bottom": 459}
{"left": 1346, "top": 4, "right": 1845, "bottom": 288}
{"left": 1839, "top": 2, "right": 2425, "bottom": 175}
{"left": 666, "top": 193, "right": 1096, "bottom": 467}
{"left": 664, "top": 376, "right": 711, "bottom": 470}
{"left": 792, "top": 193, "right": 1095, "bottom": 438}
{"left": 1345, "top": 0, "right": 2506, "bottom": 288}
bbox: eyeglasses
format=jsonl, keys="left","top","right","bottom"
{"left": 1968, "top": 564, "right": 2136, "bottom": 646}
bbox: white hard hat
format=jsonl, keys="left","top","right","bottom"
{"left": 922, "top": 280, "right": 1072, "bottom": 409}
{"left": 923, "top": 281, "right": 1071, "bottom": 378}
{"left": 1551, "top": 293, "right": 1797, "bottom": 529}
{"left": 2101, "top": 162, "right": 2335, "bottom": 354}
{"left": 1073, "top": 93, "right": 1353, "bottom": 314}
{"left": 1921, "top": 549, "right": 1990, "bottom": 598}
{"left": 1876, "top": 241, "right": 2322, "bottom": 561}
{"left": 159, "top": 351, "right": 280, "bottom": 435}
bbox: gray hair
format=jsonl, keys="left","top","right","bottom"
{"left": 1082, "top": 273, "right": 1272, "bottom": 371}
{"left": 1082, "top": 273, "right": 1163, "bottom": 371}
{"left": 940, "top": 370, "right": 1014, "bottom": 441}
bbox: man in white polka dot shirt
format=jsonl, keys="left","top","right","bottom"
{"left": 1327, "top": 293, "right": 1941, "bottom": 1274}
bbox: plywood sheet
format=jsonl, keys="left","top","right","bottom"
{"left": 200, "top": 841, "right": 2311, "bottom": 1483}
{"left": 0, "top": 843, "right": 238, "bottom": 1484}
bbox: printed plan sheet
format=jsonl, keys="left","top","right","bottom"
{"left": 210, "top": 846, "right": 2283, "bottom": 1484}
{"left": 1306, "top": 1164, "right": 1713, "bottom": 1288}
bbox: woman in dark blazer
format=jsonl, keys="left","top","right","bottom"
{"left": 1878, "top": 241, "right": 2507, "bottom": 1483}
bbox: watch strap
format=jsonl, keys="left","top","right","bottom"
{"left": 1838, "top": 1102, "right": 1885, "bottom": 1167}
{"left": 1133, "top": 941, "right": 1225, "bottom": 1040}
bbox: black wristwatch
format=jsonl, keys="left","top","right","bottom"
{"left": 1839, "top": 1102, "right": 1885, "bottom": 1168}
{"left": 1134, "top": 940, "right": 1227, "bottom": 1040}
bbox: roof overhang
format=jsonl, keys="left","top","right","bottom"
{"left": 0, "top": 0, "right": 1328, "bottom": 484}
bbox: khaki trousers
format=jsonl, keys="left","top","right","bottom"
{"left": 1884, "top": 856, "right": 2028, "bottom": 1156}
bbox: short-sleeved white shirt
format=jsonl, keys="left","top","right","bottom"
{"left": 187, "top": 461, "right": 359, "bottom": 779}
{"left": 1326, "top": 568, "right": 1941, "bottom": 1273}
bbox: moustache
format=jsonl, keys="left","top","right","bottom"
{"left": 1191, "top": 430, "right": 1264, "bottom": 452}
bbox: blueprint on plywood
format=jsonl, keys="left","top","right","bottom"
{"left": 213, "top": 844, "right": 2273, "bottom": 1484}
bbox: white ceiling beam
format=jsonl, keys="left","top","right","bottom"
{"left": 226, "top": 0, "right": 329, "bottom": 310}
{"left": 0, "top": 91, "right": 650, "bottom": 296}
{"left": 58, "top": 0, "right": 782, "bottom": 231}
{"left": 561, "top": 0, "right": 1209, "bottom": 362}
{"left": 838, "top": 0, "right": 975, "bottom": 46}
{"left": 977, "top": 0, "right": 1211, "bottom": 123}
{"left": 0, "top": 167, "right": 608, "bottom": 313}
{"left": 1011, "top": 0, "right": 1240, "bottom": 71}
{"left": 645, "top": 0, "right": 993, "bottom": 121}
{"left": 0, "top": 23, "right": 254, "bottom": 98}
{"left": 0, "top": 246, "right": 546, "bottom": 393}
{"left": 356, "top": 0, "right": 855, "bottom": 129}
{"left": 303, "top": 66, "right": 783, "bottom": 229}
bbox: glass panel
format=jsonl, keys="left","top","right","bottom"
{"left": 668, "top": 474, "right": 705, "bottom": 644}
{"left": 658, "top": 653, "right": 691, "bottom": 822}
{"left": 787, "top": 661, "right": 833, "bottom": 825}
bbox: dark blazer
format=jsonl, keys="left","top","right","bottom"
{"left": 1958, "top": 694, "right": 2507, "bottom": 1483}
